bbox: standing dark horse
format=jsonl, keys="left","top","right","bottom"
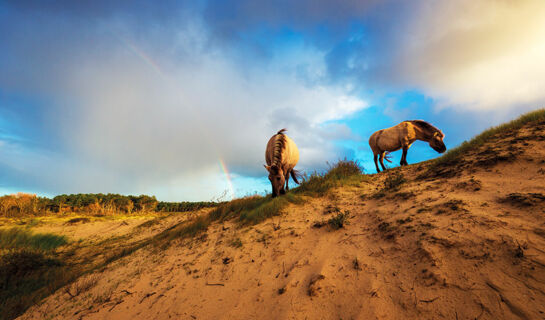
{"left": 264, "top": 129, "right": 300, "bottom": 197}
{"left": 369, "top": 120, "right": 446, "bottom": 173}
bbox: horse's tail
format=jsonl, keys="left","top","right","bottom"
{"left": 291, "top": 169, "right": 302, "bottom": 184}
{"left": 277, "top": 128, "right": 287, "bottom": 135}
{"left": 384, "top": 152, "right": 393, "bottom": 163}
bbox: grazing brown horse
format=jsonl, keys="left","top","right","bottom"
{"left": 369, "top": 120, "right": 446, "bottom": 173}
{"left": 264, "top": 129, "right": 300, "bottom": 197}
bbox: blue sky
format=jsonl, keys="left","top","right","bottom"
{"left": 1, "top": 0, "right": 544, "bottom": 201}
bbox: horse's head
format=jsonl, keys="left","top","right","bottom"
{"left": 429, "top": 131, "right": 447, "bottom": 153}
{"left": 264, "top": 164, "right": 285, "bottom": 197}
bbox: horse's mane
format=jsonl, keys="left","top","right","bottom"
{"left": 272, "top": 129, "right": 287, "bottom": 167}
{"left": 406, "top": 120, "right": 442, "bottom": 137}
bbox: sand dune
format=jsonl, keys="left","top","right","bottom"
{"left": 19, "top": 118, "right": 545, "bottom": 320}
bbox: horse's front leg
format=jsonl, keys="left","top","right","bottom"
{"left": 374, "top": 154, "right": 381, "bottom": 173}
{"left": 285, "top": 169, "right": 290, "bottom": 191}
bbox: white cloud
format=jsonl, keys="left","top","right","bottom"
{"left": 395, "top": 0, "right": 545, "bottom": 111}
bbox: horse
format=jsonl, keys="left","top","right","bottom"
{"left": 264, "top": 129, "right": 300, "bottom": 197}
{"left": 369, "top": 120, "right": 446, "bottom": 173}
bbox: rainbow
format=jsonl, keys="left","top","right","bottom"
{"left": 113, "top": 33, "right": 166, "bottom": 78}
{"left": 114, "top": 32, "right": 236, "bottom": 201}
{"left": 219, "top": 159, "right": 236, "bottom": 200}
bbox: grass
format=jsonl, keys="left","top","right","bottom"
{"left": 0, "top": 228, "right": 68, "bottom": 252}
{"left": 208, "top": 159, "right": 364, "bottom": 226}
{"left": 0, "top": 228, "right": 69, "bottom": 319}
{"left": 294, "top": 159, "right": 365, "bottom": 196}
{"left": 209, "top": 194, "right": 304, "bottom": 226}
{"left": 0, "top": 160, "right": 364, "bottom": 319}
{"left": 434, "top": 108, "right": 545, "bottom": 166}
{"left": 383, "top": 172, "right": 406, "bottom": 190}
{"left": 328, "top": 211, "right": 350, "bottom": 230}
{"left": 229, "top": 238, "right": 243, "bottom": 248}
{"left": 153, "top": 215, "right": 210, "bottom": 244}
{"left": 0, "top": 249, "right": 71, "bottom": 320}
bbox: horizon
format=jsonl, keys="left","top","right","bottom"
{"left": 1, "top": 1, "right": 545, "bottom": 201}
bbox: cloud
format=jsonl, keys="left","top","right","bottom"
{"left": 392, "top": 0, "right": 545, "bottom": 111}
{"left": 0, "top": 3, "right": 367, "bottom": 199}
{"left": 3, "top": 0, "right": 543, "bottom": 200}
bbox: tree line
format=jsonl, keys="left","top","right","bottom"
{"left": 0, "top": 193, "right": 219, "bottom": 217}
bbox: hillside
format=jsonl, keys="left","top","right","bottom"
{"left": 14, "top": 110, "right": 545, "bottom": 320}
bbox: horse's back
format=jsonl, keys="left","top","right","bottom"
{"left": 369, "top": 122, "right": 413, "bottom": 153}
{"left": 284, "top": 135, "right": 299, "bottom": 168}
{"left": 265, "top": 132, "right": 299, "bottom": 169}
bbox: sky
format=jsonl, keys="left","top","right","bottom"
{"left": 1, "top": 0, "right": 544, "bottom": 201}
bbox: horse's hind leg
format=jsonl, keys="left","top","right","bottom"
{"left": 374, "top": 154, "right": 381, "bottom": 173}
{"left": 379, "top": 152, "right": 387, "bottom": 171}
{"left": 401, "top": 146, "right": 408, "bottom": 166}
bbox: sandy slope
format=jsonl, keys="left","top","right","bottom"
{"left": 20, "top": 120, "right": 545, "bottom": 320}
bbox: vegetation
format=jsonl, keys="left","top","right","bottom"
{"left": 0, "top": 192, "right": 219, "bottom": 217}
{"left": 383, "top": 172, "right": 406, "bottom": 191}
{"left": 294, "top": 159, "right": 365, "bottom": 196}
{"left": 434, "top": 108, "right": 545, "bottom": 166}
{"left": 0, "top": 249, "right": 70, "bottom": 320}
{"left": 0, "top": 228, "right": 70, "bottom": 320}
{"left": 328, "top": 211, "right": 350, "bottom": 230}
{"left": 0, "top": 228, "right": 68, "bottom": 251}
{"left": 208, "top": 159, "right": 364, "bottom": 226}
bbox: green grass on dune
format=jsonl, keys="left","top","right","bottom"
{"left": 434, "top": 108, "right": 545, "bottom": 166}
{"left": 0, "top": 249, "right": 69, "bottom": 320}
{"left": 209, "top": 159, "right": 365, "bottom": 226}
{"left": 294, "top": 159, "right": 366, "bottom": 196}
{"left": 0, "top": 229, "right": 70, "bottom": 320}
{"left": 210, "top": 193, "right": 305, "bottom": 225}
{"left": 0, "top": 228, "right": 68, "bottom": 252}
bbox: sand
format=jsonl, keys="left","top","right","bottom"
{"left": 19, "top": 120, "right": 545, "bottom": 320}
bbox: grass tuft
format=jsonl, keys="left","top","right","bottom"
{"left": 294, "top": 159, "right": 364, "bottom": 196}
{"left": 434, "top": 108, "right": 545, "bottom": 166}
{"left": 328, "top": 211, "right": 350, "bottom": 230}
{"left": 383, "top": 172, "right": 406, "bottom": 191}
